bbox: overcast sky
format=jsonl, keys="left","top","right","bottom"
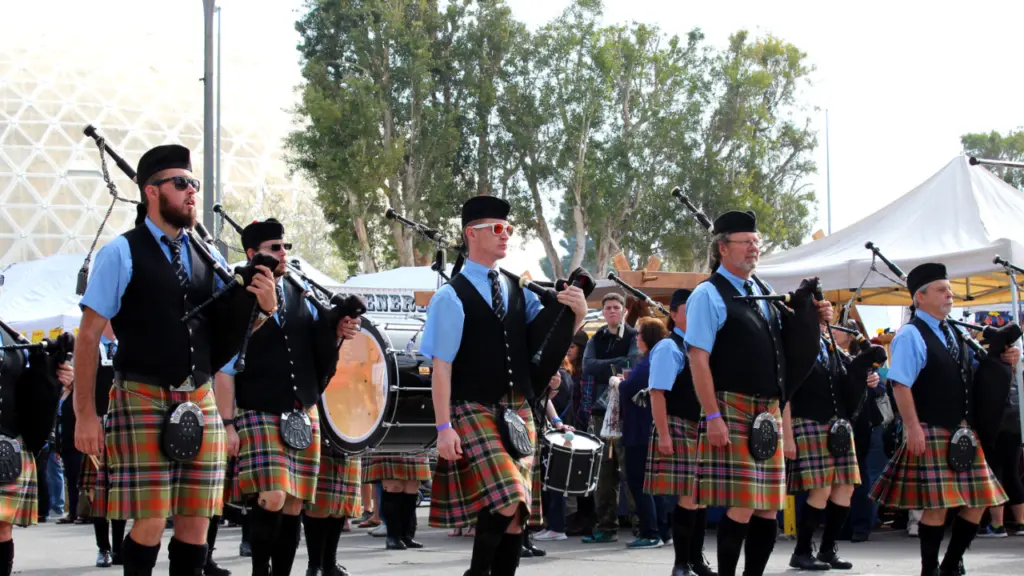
{"left": 5, "top": 0, "right": 1023, "bottom": 286}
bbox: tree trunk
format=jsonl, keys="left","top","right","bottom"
{"left": 568, "top": 118, "right": 591, "bottom": 272}
{"left": 346, "top": 188, "right": 377, "bottom": 274}
{"left": 524, "top": 162, "right": 563, "bottom": 279}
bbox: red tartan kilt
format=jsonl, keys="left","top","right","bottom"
{"left": 233, "top": 408, "right": 321, "bottom": 502}
{"left": 362, "top": 455, "right": 431, "bottom": 483}
{"left": 0, "top": 435, "right": 37, "bottom": 527}
{"left": 786, "top": 417, "right": 861, "bottom": 493}
{"left": 870, "top": 423, "right": 1007, "bottom": 510}
{"left": 78, "top": 449, "right": 109, "bottom": 518}
{"left": 645, "top": 415, "right": 699, "bottom": 497}
{"left": 306, "top": 453, "right": 362, "bottom": 518}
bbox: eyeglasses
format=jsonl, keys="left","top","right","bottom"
{"left": 468, "top": 222, "right": 514, "bottom": 237}
{"left": 152, "top": 176, "right": 201, "bottom": 193}
{"left": 262, "top": 243, "right": 292, "bottom": 252}
{"left": 726, "top": 238, "right": 763, "bottom": 249}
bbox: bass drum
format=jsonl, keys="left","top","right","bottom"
{"left": 318, "top": 314, "right": 437, "bottom": 454}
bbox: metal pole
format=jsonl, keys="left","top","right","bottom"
{"left": 216, "top": 4, "right": 222, "bottom": 240}
{"left": 1010, "top": 269, "right": 1024, "bottom": 443}
{"left": 202, "top": 0, "right": 216, "bottom": 234}
{"left": 826, "top": 108, "right": 832, "bottom": 235}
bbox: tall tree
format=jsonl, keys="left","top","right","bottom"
{"left": 961, "top": 129, "right": 1024, "bottom": 190}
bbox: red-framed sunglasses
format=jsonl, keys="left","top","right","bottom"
{"left": 468, "top": 222, "right": 514, "bottom": 237}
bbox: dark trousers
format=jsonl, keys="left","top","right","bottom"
{"left": 991, "top": 432, "right": 1024, "bottom": 505}
{"left": 847, "top": 423, "right": 887, "bottom": 536}
{"left": 591, "top": 413, "right": 632, "bottom": 533}
{"left": 624, "top": 442, "right": 671, "bottom": 540}
{"left": 60, "top": 446, "right": 83, "bottom": 519}
{"left": 541, "top": 490, "right": 567, "bottom": 533}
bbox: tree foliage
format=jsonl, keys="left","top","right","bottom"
{"left": 961, "top": 129, "right": 1024, "bottom": 191}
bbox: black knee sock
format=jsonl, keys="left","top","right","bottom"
{"left": 0, "top": 540, "right": 13, "bottom": 576}
{"left": 122, "top": 534, "right": 160, "bottom": 575}
{"left": 241, "top": 513, "right": 251, "bottom": 545}
{"left": 271, "top": 514, "right": 302, "bottom": 575}
{"left": 821, "top": 501, "right": 850, "bottom": 553}
{"left": 795, "top": 501, "right": 824, "bottom": 555}
{"left": 303, "top": 515, "right": 328, "bottom": 570}
{"left": 672, "top": 506, "right": 695, "bottom": 568}
{"left": 490, "top": 531, "right": 524, "bottom": 576}
{"left": 940, "top": 516, "right": 978, "bottom": 571}
{"left": 248, "top": 503, "right": 283, "bottom": 569}
{"left": 404, "top": 493, "right": 418, "bottom": 540}
{"left": 323, "top": 516, "right": 346, "bottom": 569}
{"left": 469, "top": 510, "right": 516, "bottom": 573}
{"left": 381, "top": 491, "right": 402, "bottom": 540}
{"left": 919, "top": 523, "right": 945, "bottom": 575}
{"left": 167, "top": 537, "right": 208, "bottom": 576}
{"left": 690, "top": 508, "right": 710, "bottom": 567}
{"left": 716, "top": 513, "right": 749, "bottom": 576}
{"left": 206, "top": 515, "right": 220, "bottom": 556}
{"left": 95, "top": 518, "right": 112, "bottom": 552}
{"left": 112, "top": 520, "right": 126, "bottom": 555}
{"left": 743, "top": 516, "right": 779, "bottom": 576}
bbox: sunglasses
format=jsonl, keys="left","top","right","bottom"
{"left": 261, "top": 242, "right": 292, "bottom": 252}
{"left": 152, "top": 176, "right": 201, "bottom": 193}
{"left": 468, "top": 222, "right": 514, "bottom": 237}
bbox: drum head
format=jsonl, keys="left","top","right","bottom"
{"left": 319, "top": 316, "right": 395, "bottom": 453}
{"left": 544, "top": 430, "right": 602, "bottom": 451}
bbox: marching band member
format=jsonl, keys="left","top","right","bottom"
{"left": 363, "top": 455, "right": 431, "bottom": 551}
{"left": 871, "top": 263, "right": 1017, "bottom": 576}
{"left": 215, "top": 218, "right": 359, "bottom": 576}
{"left": 74, "top": 144, "right": 277, "bottom": 576}
{"left": 302, "top": 429, "right": 361, "bottom": 576}
{"left": 421, "top": 196, "right": 588, "bottom": 576}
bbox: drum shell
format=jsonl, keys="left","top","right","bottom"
{"left": 541, "top": 430, "right": 603, "bottom": 496}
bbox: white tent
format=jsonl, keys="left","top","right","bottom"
{"left": 756, "top": 156, "right": 1024, "bottom": 306}
{"left": 0, "top": 253, "right": 84, "bottom": 338}
{"left": 342, "top": 265, "right": 452, "bottom": 290}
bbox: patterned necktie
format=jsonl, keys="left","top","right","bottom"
{"left": 940, "top": 321, "right": 960, "bottom": 362}
{"left": 488, "top": 270, "right": 506, "bottom": 321}
{"left": 161, "top": 236, "right": 189, "bottom": 287}
{"left": 743, "top": 280, "right": 765, "bottom": 320}
{"left": 276, "top": 283, "right": 286, "bottom": 327}
{"left": 106, "top": 342, "right": 116, "bottom": 358}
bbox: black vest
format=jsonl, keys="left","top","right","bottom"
{"left": 450, "top": 271, "right": 533, "bottom": 404}
{"left": 790, "top": 337, "right": 846, "bottom": 423}
{"left": 96, "top": 341, "right": 116, "bottom": 416}
{"left": 707, "top": 273, "right": 785, "bottom": 399}
{"left": 664, "top": 332, "right": 700, "bottom": 421}
{"left": 909, "top": 316, "right": 972, "bottom": 431}
{"left": 111, "top": 226, "right": 216, "bottom": 388}
{"left": 0, "top": 327, "right": 26, "bottom": 438}
{"left": 235, "top": 278, "right": 320, "bottom": 413}
{"left": 589, "top": 323, "right": 638, "bottom": 413}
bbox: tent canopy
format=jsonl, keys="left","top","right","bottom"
{"left": 0, "top": 253, "right": 84, "bottom": 337}
{"left": 756, "top": 156, "right": 1024, "bottom": 306}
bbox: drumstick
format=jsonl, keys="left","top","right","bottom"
{"left": 89, "top": 455, "right": 101, "bottom": 469}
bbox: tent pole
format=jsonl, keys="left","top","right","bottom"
{"left": 1011, "top": 270, "right": 1024, "bottom": 442}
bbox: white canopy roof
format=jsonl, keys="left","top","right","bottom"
{"left": 0, "top": 253, "right": 84, "bottom": 337}
{"left": 756, "top": 156, "right": 1024, "bottom": 305}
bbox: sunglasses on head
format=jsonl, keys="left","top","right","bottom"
{"left": 262, "top": 243, "right": 292, "bottom": 252}
{"left": 468, "top": 222, "right": 514, "bottom": 237}
{"left": 152, "top": 176, "right": 201, "bottom": 193}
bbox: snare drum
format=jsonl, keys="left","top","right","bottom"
{"left": 541, "top": 429, "right": 604, "bottom": 496}
{"left": 318, "top": 315, "right": 437, "bottom": 454}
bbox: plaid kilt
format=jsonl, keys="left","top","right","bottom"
{"left": 696, "top": 391, "right": 786, "bottom": 510}
{"left": 0, "top": 435, "right": 37, "bottom": 527}
{"left": 306, "top": 453, "right": 362, "bottom": 518}
{"left": 429, "top": 393, "right": 543, "bottom": 528}
{"left": 234, "top": 407, "right": 321, "bottom": 502}
{"left": 362, "top": 455, "right": 431, "bottom": 483}
{"left": 105, "top": 380, "right": 226, "bottom": 520}
{"left": 786, "top": 417, "right": 861, "bottom": 493}
{"left": 78, "top": 448, "right": 109, "bottom": 519}
{"left": 645, "top": 415, "right": 700, "bottom": 497}
{"left": 870, "top": 423, "right": 1007, "bottom": 510}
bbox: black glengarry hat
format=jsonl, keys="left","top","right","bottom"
{"left": 241, "top": 218, "right": 285, "bottom": 251}
{"left": 461, "top": 195, "right": 510, "bottom": 227}
{"left": 711, "top": 210, "right": 757, "bottom": 235}
{"left": 137, "top": 144, "right": 192, "bottom": 194}
{"left": 670, "top": 288, "right": 692, "bottom": 310}
{"left": 907, "top": 262, "right": 948, "bottom": 296}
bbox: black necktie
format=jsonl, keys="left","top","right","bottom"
{"left": 488, "top": 270, "right": 505, "bottom": 321}
{"left": 743, "top": 280, "right": 765, "bottom": 319}
{"left": 276, "top": 283, "right": 286, "bottom": 327}
{"left": 161, "top": 236, "right": 189, "bottom": 287}
{"left": 940, "top": 321, "right": 960, "bottom": 362}
{"left": 106, "top": 342, "right": 116, "bottom": 358}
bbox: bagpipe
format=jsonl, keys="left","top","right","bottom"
{"left": 382, "top": 208, "right": 596, "bottom": 394}
{"left": 821, "top": 323, "right": 889, "bottom": 420}
{"left": 212, "top": 204, "right": 366, "bottom": 383}
{"left": 861, "top": 242, "right": 1022, "bottom": 453}
{"left": 671, "top": 186, "right": 823, "bottom": 402}
{"left": 78, "top": 125, "right": 271, "bottom": 374}
{"left": 606, "top": 271, "right": 671, "bottom": 317}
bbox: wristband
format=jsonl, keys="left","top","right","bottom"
{"left": 222, "top": 417, "right": 235, "bottom": 428}
{"left": 552, "top": 417, "right": 562, "bottom": 425}
{"left": 436, "top": 422, "right": 452, "bottom": 432}
{"left": 705, "top": 412, "right": 721, "bottom": 422}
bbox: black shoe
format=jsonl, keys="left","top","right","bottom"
{"left": 402, "top": 538, "right": 424, "bottom": 549}
{"left": 817, "top": 545, "right": 853, "bottom": 570}
{"left": 691, "top": 554, "right": 717, "bottom": 576}
{"left": 111, "top": 550, "right": 123, "bottom": 566}
{"left": 325, "top": 565, "right": 349, "bottom": 576}
{"left": 96, "top": 550, "right": 112, "bottom": 567}
{"left": 239, "top": 541, "right": 252, "bottom": 557}
{"left": 205, "top": 557, "right": 232, "bottom": 576}
{"left": 305, "top": 569, "right": 323, "bottom": 576}
{"left": 850, "top": 532, "right": 870, "bottom": 543}
{"left": 524, "top": 537, "right": 546, "bottom": 557}
{"left": 520, "top": 545, "right": 533, "bottom": 558}
{"left": 386, "top": 537, "right": 407, "bottom": 550}
{"left": 672, "top": 565, "right": 698, "bottom": 576}
{"left": 789, "top": 552, "right": 832, "bottom": 571}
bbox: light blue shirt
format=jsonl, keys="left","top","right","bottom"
{"left": 684, "top": 267, "right": 773, "bottom": 353}
{"left": 219, "top": 276, "right": 320, "bottom": 376}
{"left": 419, "top": 258, "right": 544, "bottom": 363}
{"left": 649, "top": 327, "right": 687, "bottom": 392}
{"left": 79, "top": 217, "right": 230, "bottom": 319}
{"left": 887, "top": 310, "right": 977, "bottom": 388}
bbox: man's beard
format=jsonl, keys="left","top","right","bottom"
{"left": 158, "top": 192, "right": 196, "bottom": 229}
